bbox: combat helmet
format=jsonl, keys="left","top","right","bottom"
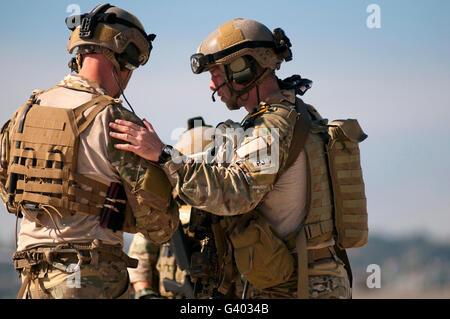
{"left": 175, "top": 117, "right": 214, "bottom": 160}
{"left": 190, "top": 18, "right": 293, "bottom": 110}
{"left": 66, "top": 3, "right": 155, "bottom": 74}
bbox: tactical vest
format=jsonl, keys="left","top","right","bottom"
{"left": 287, "top": 99, "right": 368, "bottom": 250}
{"left": 6, "top": 91, "right": 129, "bottom": 230}
{"left": 225, "top": 99, "right": 368, "bottom": 295}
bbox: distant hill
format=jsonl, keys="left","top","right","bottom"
{"left": 348, "top": 234, "right": 450, "bottom": 298}
{"left": 0, "top": 246, "right": 20, "bottom": 299}
{"left": 0, "top": 234, "right": 449, "bottom": 299}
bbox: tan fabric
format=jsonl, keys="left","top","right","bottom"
{"left": 17, "top": 74, "right": 122, "bottom": 251}
{"left": 256, "top": 90, "right": 307, "bottom": 238}
{"left": 327, "top": 119, "right": 368, "bottom": 248}
{"left": 257, "top": 150, "right": 308, "bottom": 238}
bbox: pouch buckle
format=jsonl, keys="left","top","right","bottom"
{"left": 49, "top": 247, "right": 85, "bottom": 273}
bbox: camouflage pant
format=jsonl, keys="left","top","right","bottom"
{"left": 128, "top": 233, "right": 186, "bottom": 298}
{"left": 128, "top": 233, "right": 351, "bottom": 299}
{"left": 248, "top": 258, "right": 351, "bottom": 299}
{"left": 20, "top": 260, "right": 131, "bottom": 299}
{"left": 127, "top": 232, "right": 162, "bottom": 295}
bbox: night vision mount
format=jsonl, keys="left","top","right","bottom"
{"left": 278, "top": 75, "right": 313, "bottom": 96}
{"left": 65, "top": 3, "right": 156, "bottom": 44}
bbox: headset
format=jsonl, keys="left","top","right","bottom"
{"left": 225, "top": 55, "right": 257, "bottom": 85}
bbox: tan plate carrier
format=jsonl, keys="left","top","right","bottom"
{"left": 6, "top": 92, "right": 119, "bottom": 223}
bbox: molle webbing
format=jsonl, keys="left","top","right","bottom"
{"left": 302, "top": 131, "right": 334, "bottom": 247}
{"left": 7, "top": 94, "right": 116, "bottom": 218}
{"left": 279, "top": 98, "right": 334, "bottom": 247}
{"left": 281, "top": 101, "right": 368, "bottom": 249}
{"left": 327, "top": 120, "right": 368, "bottom": 248}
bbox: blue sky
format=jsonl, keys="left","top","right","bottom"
{"left": 0, "top": 0, "right": 449, "bottom": 246}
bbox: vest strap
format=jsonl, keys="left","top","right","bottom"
{"left": 296, "top": 227, "right": 309, "bottom": 299}
{"left": 278, "top": 99, "right": 312, "bottom": 176}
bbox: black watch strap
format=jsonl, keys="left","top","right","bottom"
{"left": 158, "top": 144, "right": 174, "bottom": 164}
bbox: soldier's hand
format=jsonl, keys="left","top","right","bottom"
{"left": 109, "top": 119, "right": 163, "bottom": 162}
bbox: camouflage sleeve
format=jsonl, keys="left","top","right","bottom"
{"left": 161, "top": 105, "right": 297, "bottom": 216}
{"left": 127, "top": 232, "right": 160, "bottom": 284}
{"left": 106, "top": 104, "right": 179, "bottom": 243}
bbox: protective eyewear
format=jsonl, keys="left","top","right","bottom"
{"left": 190, "top": 40, "right": 276, "bottom": 74}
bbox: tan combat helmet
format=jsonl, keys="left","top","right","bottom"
{"left": 190, "top": 18, "right": 292, "bottom": 110}
{"left": 174, "top": 117, "right": 214, "bottom": 160}
{"left": 66, "top": 3, "right": 155, "bottom": 74}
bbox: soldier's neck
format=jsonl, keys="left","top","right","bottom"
{"left": 78, "top": 54, "right": 120, "bottom": 97}
{"left": 244, "top": 77, "right": 281, "bottom": 113}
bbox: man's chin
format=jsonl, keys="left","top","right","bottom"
{"left": 225, "top": 100, "right": 241, "bottom": 111}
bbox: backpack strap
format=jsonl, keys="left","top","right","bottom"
{"left": 268, "top": 98, "right": 312, "bottom": 299}
{"left": 277, "top": 98, "right": 312, "bottom": 177}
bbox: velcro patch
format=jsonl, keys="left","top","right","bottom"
{"left": 236, "top": 136, "right": 267, "bottom": 159}
{"left": 245, "top": 155, "right": 276, "bottom": 173}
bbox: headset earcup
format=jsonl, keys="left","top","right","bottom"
{"left": 227, "top": 56, "right": 257, "bottom": 85}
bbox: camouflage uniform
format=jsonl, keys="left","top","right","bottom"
{"left": 159, "top": 90, "right": 350, "bottom": 299}
{"left": 0, "top": 74, "right": 179, "bottom": 298}
{"left": 127, "top": 17, "right": 352, "bottom": 300}
{"left": 127, "top": 233, "right": 161, "bottom": 297}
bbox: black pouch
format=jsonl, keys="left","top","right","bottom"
{"left": 100, "top": 182, "right": 127, "bottom": 232}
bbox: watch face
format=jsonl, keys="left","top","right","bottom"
{"left": 159, "top": 145, "right": 173, "bottom": 163}
{"left": 163, "top": 145, "right": 173, "bottom": 156}
{"left": 163, "top": 145, "right": 172, "bottom": 154}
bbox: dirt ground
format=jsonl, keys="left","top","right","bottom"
{"left": 352, "top": 287, "right": 450, "bottom": 299}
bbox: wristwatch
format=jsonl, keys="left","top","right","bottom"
{"left": 158, "top": 144, "right": 174, "bottom": 164}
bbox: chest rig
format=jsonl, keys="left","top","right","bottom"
{"left": 6, "top": 91, "right": 127, "bottom": 230}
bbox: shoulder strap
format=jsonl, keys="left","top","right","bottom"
{"left": 74, "top": 95, "right": 116, "bottom": 134}
{"left": 277, "top": 98, "right": 312, "bottom": 176}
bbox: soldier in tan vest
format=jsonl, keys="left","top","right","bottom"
{"left": 112, "top": 18, "right": 368, "bottom": 299}
{"left": 0, "top": 3, "right": 179, "bottom": 299}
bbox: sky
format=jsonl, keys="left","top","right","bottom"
{"left": 0, "top": 0, "right": 449, "bottom": 247}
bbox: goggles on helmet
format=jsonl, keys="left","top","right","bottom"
{"left": 190, "top": 40, "right": 276, "bottom": 74}
{"left": 191, "top": 27, "right": 293, "bottom": 74}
